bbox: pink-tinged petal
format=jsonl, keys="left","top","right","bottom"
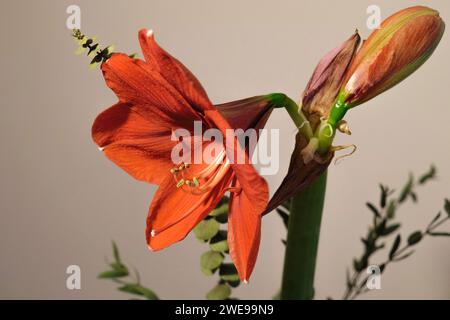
{"left": 302, "top": 32, "right": 360, "bottom": 129}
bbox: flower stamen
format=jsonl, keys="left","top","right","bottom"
{"left": 170, "top": 150, "right": 230, "bottom": 195}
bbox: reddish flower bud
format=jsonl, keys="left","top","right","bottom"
{"left": 340, "top": 6, "right": 445, "bottom": 107}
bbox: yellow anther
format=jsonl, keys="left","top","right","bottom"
{"left": 170, "top": 167, "right": 179, "bottom": 174}
{"left": 192, "top": 177, "right": 200, "bottom": 187}
{"left": 176, "top": 179, "right": 185, "bottom": 188}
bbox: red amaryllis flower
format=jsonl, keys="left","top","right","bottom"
{"left": 92, "top": 29, "right": 276, "bottom": 281}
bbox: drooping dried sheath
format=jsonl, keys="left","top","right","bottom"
{"left": 301, "top": 32, "right": 361, "bottom": 130}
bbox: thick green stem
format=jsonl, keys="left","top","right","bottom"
{"left": 280, "top": 171, "right": 328, "bottom": 300}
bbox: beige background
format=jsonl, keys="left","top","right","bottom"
{"left": 1, "top": 0, "right": 449, "bottom": 299}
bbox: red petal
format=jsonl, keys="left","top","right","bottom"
{"left": 228, "top": 179, "right": 263, "bottom": 281}
{"left": 215, "top": 96, "right": 274, "bottom": 132}
{"left": 101, "top": 53, "right": 202, "bottom": 130}
{"left": 138, "top": 29, "right": 212, "bottom": 112}
{"left": 205, "top": 108, "right": 269, "bottom": 217}
{"left": 146, "top": 165, "right": 234, "bottom": 250}
{"left": 92, "top": 103, "right": 179, "bottom": 184}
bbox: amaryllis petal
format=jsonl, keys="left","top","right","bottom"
{"left": 206, "top": 107, "right": 269, "bottom": 218}
{"left": 101, "top": 53, "right": 203, "bottom": 130}
{"left": 92, "top": 102, "right": 176, "bottom": 184}
{"left": 264, "top": 133, "right": 333, "bottom": 214}
{"left": 215, "top": 95, "right": 274, "bottom": 132}
{"left": 228, "top": 180, "right": 261, "bottom": 282}
{"left": 146, "top": 168, "right": 234, "bottom": 251}
{"left": 138, "top": 29, "right": 213, "bottom": 112}
{"left": 302, "top": 32, "right": 360, "bottom": 129}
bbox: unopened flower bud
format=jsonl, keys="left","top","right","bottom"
{"left": 339, "top": 6, "right": 445, "bottom": 108}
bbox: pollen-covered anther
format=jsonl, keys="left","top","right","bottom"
{"left": 185, "top": 178, "right": 200, "bottom": 188}
{"left": 176, "top": 179, "right": 185, "bottom": 188}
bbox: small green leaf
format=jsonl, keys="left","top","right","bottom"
{"left": 110, "top": 262, "right": 128, "bottom": 274}
{"left": 200, "top": 251, "right": 224, "bottom": 275}
{"left": 219, "top": 263, "right": 239, "bottom": 282}
{"left": 118, "top": 284, "right": 142, "bottom": 295}
{"left": 98, "top": 269, "right": 128, "bottom": 279}
{"left": 389, "top": 234, "right": 401, "bottom": 260}
{"left": 379, "top": 184, "right": 388, "bottom": 208}
{"left": 118, "top": 284, "right": 159, "bottom": 300}
{"left": 444, "top": 199, "right": 450, "bottom": 217}
{"left": 214, "top": 212, "right": 228, "bottom": 224}
{"left": 209, "top": 202, "right": 229, "bottom": 217}
{"left": 276, "top": 208, "right": 290, "bottom": 229}
{"left": 427, "top": 212, "right": 441, "bottom": 230}
{"left": 112, "top": 241, "right": 121, "bottom": 263}
{"left": 386, "top": 201, "right": 396, "bottom": 219}
{"left": 206, "top": 284, "right": 231, "bottom": 300}
{"left": 353, "top": 259, "right": 366, "bottom": 272}
{"left": 428, "top": 232, "right": 450, "bottom": 237}
{"left": 194, "top": 219, "right": 220, "bottom": 241}
{"left": 380, "top": 223, "right": 400, "bottom": 236}
{"left": 374, "top": 219, "right": 387, "bottom": 235}
{"left": 366, "top": 202, "right": 380, "bottom": 218}
{"left": 418, "top": 165, "right": 436, "bottom": 185}
{"left": 227, "top": 279, "right": 241, "bottom": 288}
{"left": 209, "top": 231, "right": 229, "bottom": 252}
{"left": 407, "top": 231, "right": 423, "bottom": 246}
{"left": 399, "top": 173, "right": 414, "bottom": 203}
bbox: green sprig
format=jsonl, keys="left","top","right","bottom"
{"left": 194, "top": 196, "right": 241, "bottom": 299}
{"left": 98, "top": 241, "right": 159, "bottom": 300}
{"left": 342, "top": 165, "right": 449, "bottom": 300}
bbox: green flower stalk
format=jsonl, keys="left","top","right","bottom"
{"left": 281, "top": 6, "right": 445, "bottom": 300}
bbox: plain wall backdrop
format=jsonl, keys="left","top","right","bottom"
{"left": 1, "top": 0, "right": 449, "bottom": 299}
